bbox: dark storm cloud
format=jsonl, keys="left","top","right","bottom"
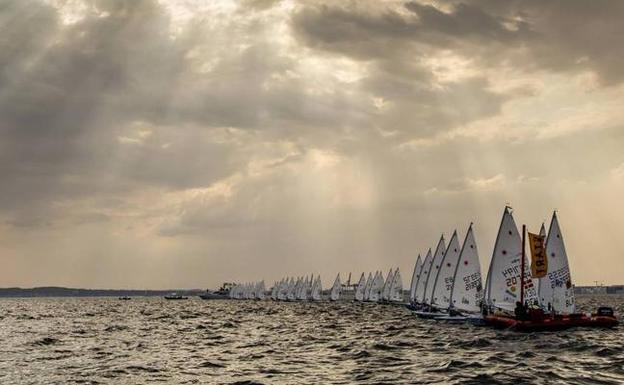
{"left": 0, "top": 0, "right": 339, "bottom": 226}
{"left": 0, "top": 0, "right": 189, "bottom": 209}
{"left": 292, "top": 0, "right": 624, "bottom": 85}
{"left": 291, "top": 2, "right": 524, "bottom": 60}
{"left": 1, "top": 0, "right": 624, "bottom": 288}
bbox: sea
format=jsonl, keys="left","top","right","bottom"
{"left": 1, "top": 295, "right": 623, "bottom": 384}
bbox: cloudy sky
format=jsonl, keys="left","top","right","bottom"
{"left": 2, "top": 0, "right": 624, "bottom": 289}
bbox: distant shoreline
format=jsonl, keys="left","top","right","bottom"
{"left": 0, "top": 285, "right": 622, "bottom": 298}
{"left": 0, "top": 287, "right": 205, "bottom": 298}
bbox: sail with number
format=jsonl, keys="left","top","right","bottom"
{"left": 355, "top": 273, "right": 366, "bottom": 301}
{"left": 423, "top": 236, "right": 447, "bottom": 305}
{"left": 538, "top": 212, "right": 576, "bottom": 314}
{"left": 484, "top": 207, "right": 538, "bottom": 312}
{"left": 330, "top": 274, "right": 341, "bottom": 301}
{"left": 449, "top": 224, "right": 483, "bottom": 313}
{"left": 431, "top": 231, "right": 461, "bottom": 310}
{"left": 409, "top": 255, "right": 423, "bottom": 304}
{"left": 414, "top": 249, "right": 433, "bottom": 303}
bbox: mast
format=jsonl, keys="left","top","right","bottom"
{"left": 521, "top": 224, "right": 526, "bottom": 306}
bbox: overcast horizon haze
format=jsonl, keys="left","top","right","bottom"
{"left": 2, "top": 0, "right": 624, "bottom": 289}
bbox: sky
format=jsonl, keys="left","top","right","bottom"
{"left": 1, "top": 0, "right": 624, "bottom": 289}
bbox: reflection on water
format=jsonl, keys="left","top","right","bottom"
{"left": 0, "top": 295, "right": 622, "bottom": 384}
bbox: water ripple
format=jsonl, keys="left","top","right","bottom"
{"left": 0, "top": 295, "right": 622, "bottom": 384}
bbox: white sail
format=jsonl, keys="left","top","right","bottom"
{"left": 256, "top": 281, "right": 265, "bottom": 300}
{"left": 484, "top": 207, "right": 538, "bottom": 312}
{"left": 293, "top": 277, "right": 301, "bottom": 300}
{"left": 367, "top": 272, "right": 377, "bottom": 302}
{"left": 330, "top": 274, "right": 341, "bottom": 301}
{"left": 381, "top": 269, "right": 394, "bottom": 301}
{"left": 299, "top": 276, "right": 310, "bottom": 301}
{"left": 538, "top": 212, "right": 576, "bottom": 314}
{"left": 449, "top": 224, "right": 483, "bottom": 313}
{"left": 364, "top": 272, "right": 374, "bottom": 301}
{"left": 423, "top": 236, "right": 447, "bottom": 305}
{"left": 368, "top": 272, "right": 378, "bottom": 302}
{"left": 369, "top": 271, "right": 384, "bottom": 302}
{"left": 311, "top": 275, "right": 322, "bottom": 301}
{"left": 431, "top": 231, "right": 462, "bottom": 310}
{"left": 374, "top": 272, "right": 385, "bottom": 300}
{"left": 278, "top": 279, "right": 287, "bottom": 300}
{"left": 414, "top": 249, "right": 432, "bottom": 304}
{"left": 287, "top": 277, "right": 296, "bottom": 301}
{"left": 409, "top": 255, "right": 423, "bottom": 303}
{"left": 355, "top": 273, "right": 366, "bottom": 301}
{"left": 390, "top": 268, "right": 403, "bottom": 302}
{"left": 294, "top": 278, "right": 301, "bottom": 300}
{"left": 304, "top": 276, "right": 310, "bottom": 298}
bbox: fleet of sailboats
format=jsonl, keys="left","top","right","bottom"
{"left": 221, "top": 206, "right": 617, "bottom": 331}
{"left": 229, "top": 281, "right": 266, "bottom": 300}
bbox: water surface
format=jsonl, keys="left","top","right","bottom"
{"left": 1, "top": 295, "right": 622, "bottom": 384}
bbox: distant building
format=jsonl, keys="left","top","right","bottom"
{"left": 575, "top": 286, "right": 608, "bottom": 295}
{"left": 606, "top": 285, "right": 624, "bottom": 295}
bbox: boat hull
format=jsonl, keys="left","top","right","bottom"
{"left": 434, "top": 314, "right": 485, "bottom": 325}
{"left": 198, "top": 293, "right": 229, "bottom": 300}
{"left": 485, "top": 314, "right": 619, "bottom": 332}
{"left": 414, "top": 310, "right": 448, "bottom": 319}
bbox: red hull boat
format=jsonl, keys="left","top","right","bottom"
{"left": 485, "top": 307, "right": 619, "bottom": 332}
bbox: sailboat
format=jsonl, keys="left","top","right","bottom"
{"left": 370, "top": 271, "right": 385, "bottom": 302}
{"left": 423, "top": 235, "right": 447, "bottom": 308}
{"left": 381, "top": 269, "right": 394, "bottom": 302}
{"left": 287, "top": 277, "right": 297, "bottom": 301}
{"left": 278, "top": 278, "right": 286, "bottom": 301}
{"left": 484, "top": 208, "right": 618, "bottom": 331}
{"left": 389, "top": 268, "right": 404, "bottom": 302}
{"left": 428, "top": 231, "right": 462, "bottom": 315}
{"left": 409, "top": 255, "right": 423, "bottom": 306}
{"left": 483, "top": 207, "right": 537, "bottom": 313}
{"left": 354, "top": 273, "right": 366, "bottom": 302}
{"left": 437, "top": 223, "right": 484, "bottom": 323}
{"left": 412, "top": 248, "right": 432, "bottom": 307}
{"left": 256, "top": 281, "right": 266, "bottom": 300}
{"left": 363, "top": 272, "right": 374, "bottom": 301}
{"left": 538, "top": 212, "right": 575, "bottom": 314}
{"left": 367, "top": 272, "right": 378, "bottom": 302}
{"left": 330, "top": 273, "right": 341, "bottom": 301}
{"left": 297, "top": 276, "right": 309, "bottom": 301}
{"left": 311, "top": 275, "right": 322, "bottom": 301}
{"left": 412, "top": 236, "right": 445, "bottom": 316}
